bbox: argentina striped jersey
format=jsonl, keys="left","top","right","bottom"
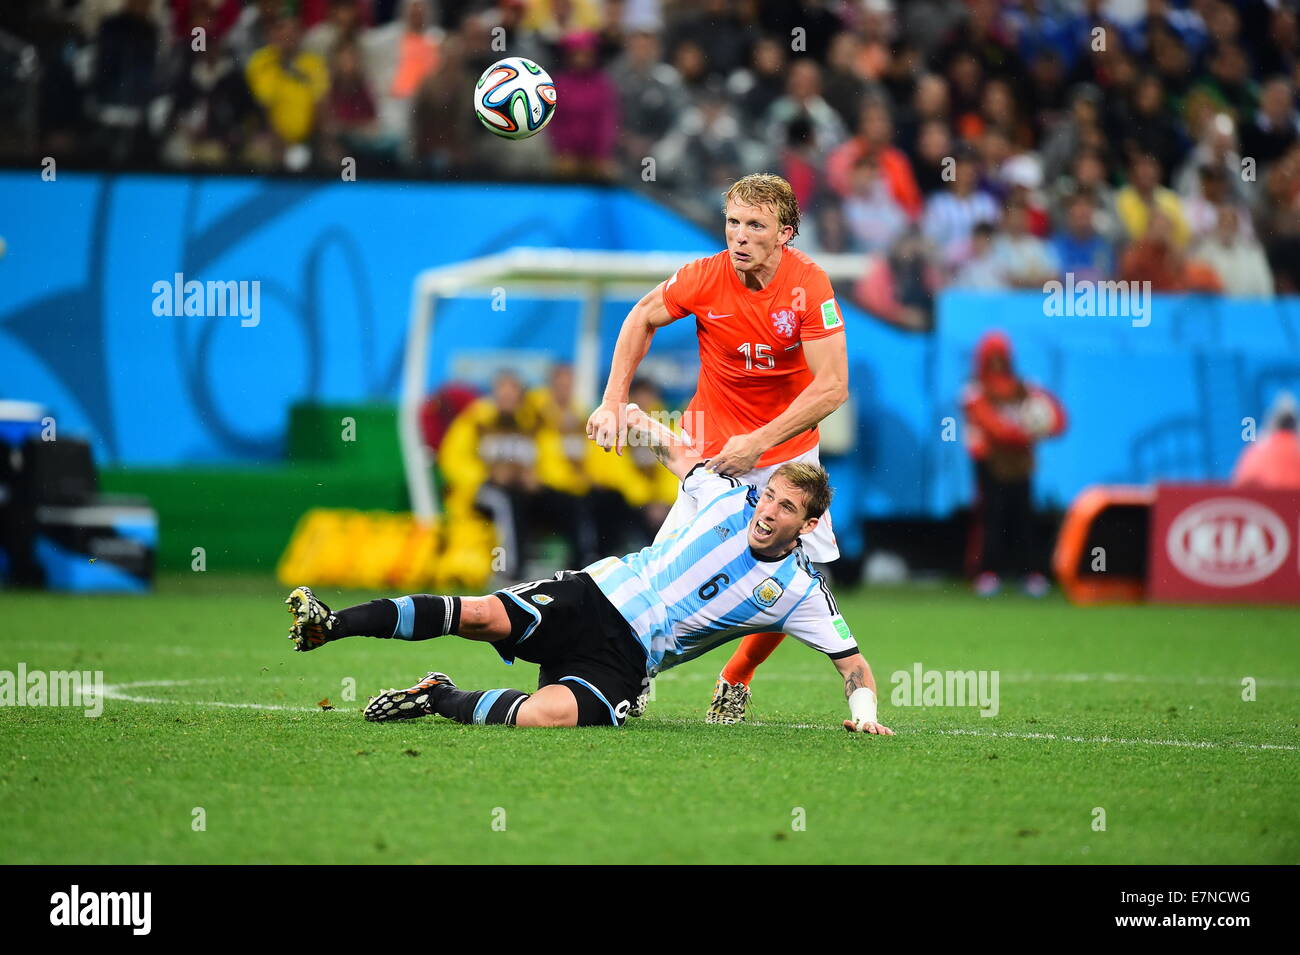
{"left": 582, "top": 464, "right": 859, "bottom": 675}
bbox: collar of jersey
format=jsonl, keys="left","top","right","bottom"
{"left": 728, "top": 245, "right": 788, "bottom": 296}
{"left": 749, "top": 538, "right": 801, "bottom": 563}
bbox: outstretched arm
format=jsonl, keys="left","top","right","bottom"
{"left": 586, "top": 283, "right": 680, "bottom": 456}
{"left": 832, "top": 652, "right": 894, "bottom": 735}
{"left": 624, "top": 403, "right": 699, "bottom": 481}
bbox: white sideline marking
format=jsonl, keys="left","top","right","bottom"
{"left": 931, "top": 728, "right": 1300, "bottom": 752}
{"left": 657, "top": 671, "right": 1300, "bottom": 688}
{"left": 99, "top": 680, "right": 1298, "bottom": 751}
{"left": 104, "top": 679, "right": 336, "bottom": 714}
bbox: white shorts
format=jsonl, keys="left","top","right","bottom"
{"left": 652, "top": 445, "right": 840, "bottom": 563}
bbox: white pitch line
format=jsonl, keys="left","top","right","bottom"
{"left": 932, "top": 728, "right": 1300, "bottom": 752}
{"left": 99, "top": 681, "right": 1299, "bottom": 751}
{"left": 103, "top": 680, "right": 344, "bottom": 714}
{"left": 656, "top": 671, "right": 1300, "bottom": 688}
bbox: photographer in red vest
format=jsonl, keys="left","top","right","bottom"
{"left": 962, "top": 331, "right": 1067, "bottom": 596}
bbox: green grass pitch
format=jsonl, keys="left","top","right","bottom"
{"left": 1, "top": 574, "right": 1296, "bottom": 864}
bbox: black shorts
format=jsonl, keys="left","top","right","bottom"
{"left": 491, "top": 571, "right": 650, "bottom": 727}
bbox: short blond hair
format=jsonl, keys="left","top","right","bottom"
{"left": 771, "top": 461, "right": 832, "bottom": 520}
{"left": 723, "top": 173, "right": 801, "bottom": 239}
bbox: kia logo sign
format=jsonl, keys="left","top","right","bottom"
{"left": 1166, "top": 498, "right": 1290, "bottom": 586}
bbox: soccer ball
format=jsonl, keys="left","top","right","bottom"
{"left": 1020, "top": 393, "right": 1056, "bottom": 437}
{"left": 473, "top": 57, "right": 557, "bottom": 140}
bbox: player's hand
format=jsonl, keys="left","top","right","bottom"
{"left": 710, "top": 433, "right": 764, "bottom": 477}
{"left": 843, "top": 719, "right": 894, "bottom": 735}
{"left": 586, "top": 401, "right": 627, "bottom": 455}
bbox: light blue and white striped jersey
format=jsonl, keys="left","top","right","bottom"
{"left": 582, "top": 464, "right": 859, "bottom": 674}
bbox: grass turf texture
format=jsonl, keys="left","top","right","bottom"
{"left": 1, "top": 574, "right": 1296, "bottom": 864}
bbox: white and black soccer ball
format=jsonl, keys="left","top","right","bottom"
{"left": 473, "top": 57, "right": 557, "bottom": 140}
{"left": 1020, "top": 393, "right": 1057, "bottom": 437}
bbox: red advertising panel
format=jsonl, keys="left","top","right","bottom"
{"left": 1148, "top": 484, "right": 1300, "bottom": 603}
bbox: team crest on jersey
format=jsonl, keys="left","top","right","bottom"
{"left": 770, "top": 308, "right": 798, "bottom": 338}
{"left": 752, "top": 577, "right": 784, "bottom": 608}
{"left": 530, "top": 594, "right": 554, "bottom": 606}
{"left": 714, "top": 524, "right": 732, "bottom": 540}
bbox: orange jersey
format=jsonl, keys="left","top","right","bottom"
{"left": 661, "top": 246, "right": 845, "bottom": 468}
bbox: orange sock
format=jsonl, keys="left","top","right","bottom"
{"left": 721, "top": 632, "right": 787, "bottom": 686}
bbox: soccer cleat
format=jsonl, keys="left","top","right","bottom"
{"left": 705, "top": 674, "right": 751, "bottom": 725}
{"left": 285, "top": 586, "right": 338, "bottom": 652}
{"left": 364, "top": 671, "right": 456, "bottom": 722}
{"left": 628, "top": 688, "right": 650, "bottom": 718}
{"left": 973, "top": 572, "right": 1001, "bottom": 597}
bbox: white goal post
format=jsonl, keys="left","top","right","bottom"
{"left": 400, "top": 247, "right": 868, "bottom": 520}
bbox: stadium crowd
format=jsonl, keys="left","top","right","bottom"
{"left": 6, "top": 0, "right": 1300, "bottom": 308}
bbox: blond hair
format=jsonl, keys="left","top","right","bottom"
{"left": 722, "top": 173, "right": 801, "bottom": 239}
{"left": 771, "top": 461, "right": 832, "bottom": 520}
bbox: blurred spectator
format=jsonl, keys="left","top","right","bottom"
{"left": 160, "top": 8, "right": 260, "bottom": 167}
{"left": 1241, "top": 76, "right": 1300, "bottom": 171}
{"left": 320, "top": 39, "right": 398, "bottom": 165}
{"left": 1115, "top": 152, "right": 1190, "bottom": 248}
{"left": 1182, "top": 163, "right": 1253, "bottom": 244}
{"left": 1118, "top": 209, "right": 1222, "bottom": 292}
{"left": 613, "top": 28, "right": 686, "bottom": 172}
{"left": 526, "top": 364, "right": 633, "bottom": 556}
{"left": 896, "top": 72, "right": 951, "bottom": 159}
{"left": 821, "top": 30, "right": 873, "bottom": 130}
{"left": 1051, "top": 192, "right": 1113, "bottom": 283}
{"left": 245, "top": 13, "right": 329, "bottom": 163}
{"left": 980, "top": 77, "right": 1032, "bottom": 150}
{"left": 1191, "top": 205, "right": 1274, "bottom": 298}
{"left": 950, "top": 221, "right": 1007, "bottom": 290}
{"left": 932, "top": 0, "right": 1022, "bottom": 86}
{"left": 962, "top": 330, "right": 1066, "bottom": 598}
{"left": 755, "top": 0, "right": 841, "bottom": 63}
{"left": 1259, "top": 142, "right": 1300, "bottom": 294}
{"left": 1232, "top": 393, "right": 1300, "bottom": 491}
{"left": 547, "top": 31, "right": 619, "bottom": 179}
{"left": 842, "top": 152, "right": 909, "bottom": 254}
{"left": 1048, "top": 148, "right": 1119, "bottom": 240}
{"left": 854, "top": 228, "right": 943, "bottom": 331}
{"left": 1039, "top": 83, "right": 1102, "bottom": 187}
{"left": 171, "top": 0, "right": 243, "bottom": 48}
{"left": 361, "top": 0, "right": 442, "bottom": 149}
{"left": 910, "top": 119, "right": 955, "bottom": 197}
{"left": 1194, "top": 41, "right": 1258, "bottom": 121}
{"left": 991, "top": 194, "right": 1059, "bottom": 288}
{"left": 764, "top": 59, "right": 847, "bottom": 167}
{"left": 666, "top": 0, "right": 754, "bottom": 80}
{"left": 826, "top": 99, "right": 922, "bottom": 220}
{"left": 729, "top": 35, "right": 787, "bottom": 127}
{"left": 420, "top": 382, "right": 480, "bottom": 453}
{"left": 439, "top": 370, "right": 595, "bottom": 581}
{"left": 522, "top": 0, "right": 603, "bottom": 46}
{"left": 922, "top": 150, "right": 999, "bottom": 264}
{"left": 411, "top": 39, "right": 476, "bottom": 173}
{"left": 92, "top": 0, "right": 160, "bottom": 163}
{"left": 303, "top": 0, "right": 364, "bottom": 59}
{"left": 1174, "top": 110, "right": 1247, "bottom": 204}
{"left": 226, "top": 0, "right": 280, "bottom": 64}
{"left": 1115, "top": 73, "right": 1185, "bottom": 178}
